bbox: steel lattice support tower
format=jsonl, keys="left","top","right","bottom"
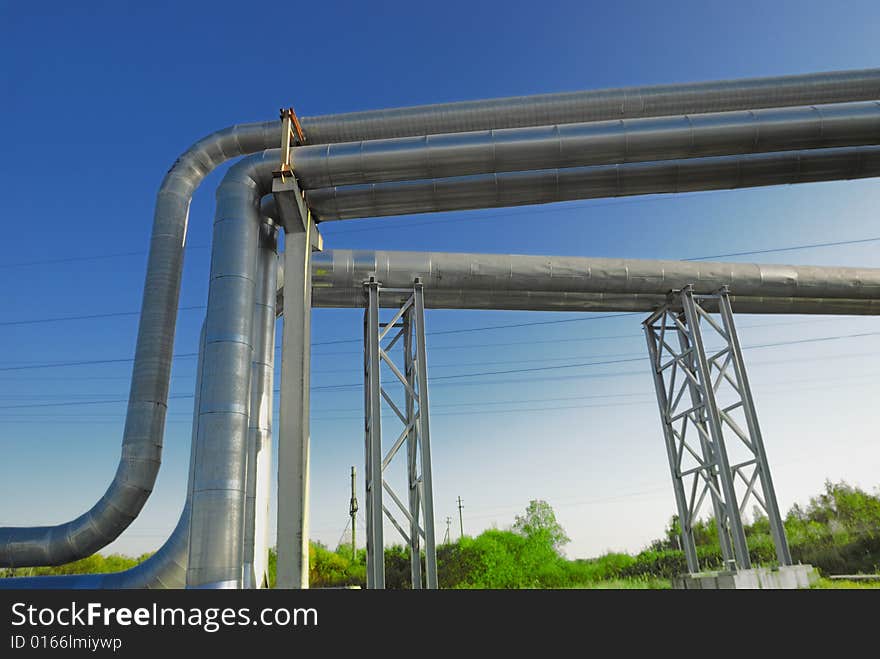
{"left": 643, "top": 285, "right": 792, "bottom": 573}
{"left": 363, "top": 277, "right": 438, "bottom": 589}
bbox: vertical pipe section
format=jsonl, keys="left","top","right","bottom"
{"left": 186, "top": 153, "right": 276, "bottom": 589}
{"left": 120, "top": 320, "right": 206, "bottom": 589}
{"left": 277, "top": 217, "right": 314, "bottom": 589}
{"left": 0, "top": 123, "right": 276, "bottom": 568}
{"left": 243, "top": 222, "right": 278, "bottom": 589}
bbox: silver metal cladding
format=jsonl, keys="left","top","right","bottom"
{"left": 310, "top": 288, "right": 880, "bottom": 315}
{"left": 7, "top": 65, "right": 880, "bottom": 581}
{"left": 186, "top": 152, "right": 278, "bottom": 589}
{"left": 243, "top": 221, "right": 278, "bottom": 589}
{"left": 299, "top": 68, "right": 880, "bottom": 144}
{"left": 0, "top": 323, "right": 208, "bottom": 590}
{"left": 310, "top": 250, "right": 880, "bottom": 300}
{"left": 305, "top": 146, "right": 880, "bottom": 219}
{"left": 0, "top": 122, "right": 277, "bottom": 568}
{"left": 292, "top": 101, "right": 880, "bottom": 189}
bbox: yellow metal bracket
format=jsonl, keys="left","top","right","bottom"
{"left": 274, "top": 106, "right": 306, "bottom": 182}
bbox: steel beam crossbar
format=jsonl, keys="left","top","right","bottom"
{"left": 643, "top": 285, "right": 793, "bottom": 573}
{"left": 363, "top": 278, "right": 438, "bottom": 589}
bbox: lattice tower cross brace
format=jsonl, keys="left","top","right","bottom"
{"left": 363, "top": 278, "right": 438, "bottom": 589}
{"left": 643, "top": 285, "right": 792, "bottom": 572}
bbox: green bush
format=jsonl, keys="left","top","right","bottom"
{"left": 5, "top": 480, "right": 877, "bottom": 588}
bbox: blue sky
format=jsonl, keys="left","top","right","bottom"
{"left": 1, "top": 0, "right": 878, "bottom": 560}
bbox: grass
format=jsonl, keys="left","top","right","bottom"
{"left": 569, "top": 574, "right": 880, "bottom": 589}
{"left": 811, "top": 577, "right": 880, "bottom": 589}
{"left": 570, "top": 577, "right": 672, "bottom": 589}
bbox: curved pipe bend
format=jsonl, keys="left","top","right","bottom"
{"left": 0, "top": 122, "right": 276, "bottom": 568}
{"left": 4, "top": 65, "right": 880, "bottom": 570}
{"left": 0, "top": 199, "right": 279, "bottom": 590}
{"left": 0, "top": 321, "right": 209, "bottom": 590}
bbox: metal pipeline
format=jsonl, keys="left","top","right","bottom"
{"left": 186, "top": 152, "right": 277, "bottom": 589}
{"left": 242, "top": 218, "right": 278, "bottom": 590}
{"left": 306, "top": 145, "right": 880, "bottom": 220}
{"left": 0, "top": 123, "right": 277, "bottom": 568}
{"left": 0, "top": 215, "right": 280, "bottom": 590}
{"left": 311, "top": 250, "right": 880, "bottom": 301}
{"left": 312, "top": 288, "right": 880, "bottom": 315}
{"left": 299, "top": 68, "right": 880, "bottom": 144}
{"left": 5, "top": 66, "right": 880, "bottom": 572}
{"left": 0, "top": 323, "right": 208, "bottom": 589}
{"left": 293, "top": 101, "right": 880, "bottom": 189}
{"left": 307, "top": 250, "right": 880, "bottom": 314}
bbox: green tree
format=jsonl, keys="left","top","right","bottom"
{"left": 512, "top": 499, "right": 570, "bottom": 554}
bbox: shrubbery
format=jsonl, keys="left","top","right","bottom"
{"left": 6, "top": 481, "right": 879, "bottom": 587}
{"left": 1, "top": 553, "right": 151, "bottom": 578}
{"left": 636, "top": 479, "right": 880, "bottom": 576}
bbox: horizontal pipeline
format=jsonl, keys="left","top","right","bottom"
{"left": 306, "top": 145, "right": 880, "bottom": 220}
{"left": 310, "top": 251, "right": 880, "bottom": 300}
{"left": 293, "top": 101, "right": 880, "bottom": 189}
{"left": 299, "top": 68, "right": 880, "bottom": 144}
{"left": 5, "top": 67, "right": 877, "bottom": 569}
{"left": 310, "top": 288, "right": 880, "bottom": 315}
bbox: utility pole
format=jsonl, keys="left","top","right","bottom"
{"left": 457, "top": 496, "right": 464, "bottom": 540}
{"left": 349, "top": 466, "right": 358, "bottom": 562}
{"left": 443, "top": 517, "right": 452, "bottom": 545}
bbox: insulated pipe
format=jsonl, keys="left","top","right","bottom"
{"left": 5, "top": 66, "right": 879, "bottom": 569}
{"left": 2, "top": 219, "right": 280, "bottom": 589}
{"left": 5, "top": 181, "right": 280, "bottom": 591}
{"left": 293, "top": 101, "right": 880, "bottom": 189}
{"left": 311, "top": 250, "right": 880, "bottom": 301}
{"left": 311, "top": 288, "right": 880, "bottom": 315}
{"left": 186, "top": 151, "right": 277, "bottom": 589}
{"left": 306, "top": 145, "right": 880, "bottom": 220}
{"left": 299, "top": 68, "right": 880, "bottom": 144}
{"left": 242, "top": 220, "right": 278, "bottom": 590}
{"left": 0, "top": 122, "right": 277, "bottom": 568}
{"left": 0, "top": 322, "right": 209, "bottom": 589}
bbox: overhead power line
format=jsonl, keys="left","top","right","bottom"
{"left": 0, "top": 305, "right": 206, "bottom": 328}
{"left": 0, "top": 245, "right": 210, "bottom": 270}
{"left": 2, "top": 368, "right": 877, "bottom": 423}
{"left": 309, "top": 330, "right": 880, "bottom": 390}
{"left": 0, "top": 353, "right": 198, "bottom": 373}
{"left": 1, "top": 234, "right": 877, "bottom": 329}
{"left": 0, "top": 307, "right": 849, "bottom": 374}
{"left": 685, "top": 236, "right": 880, "bottom": 261}
{"left": 0, "top": 317, "right": 849, "bottom": 381}
{"left": 0, "top": 331, "right": 875, "bottom": 409}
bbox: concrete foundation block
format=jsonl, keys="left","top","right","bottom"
{"left": 673, "top": 564, "right": 817, "bottom": 589}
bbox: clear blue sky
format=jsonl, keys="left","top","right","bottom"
{"left": 1, "top": 0, "right": 878, "bottom": 560}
